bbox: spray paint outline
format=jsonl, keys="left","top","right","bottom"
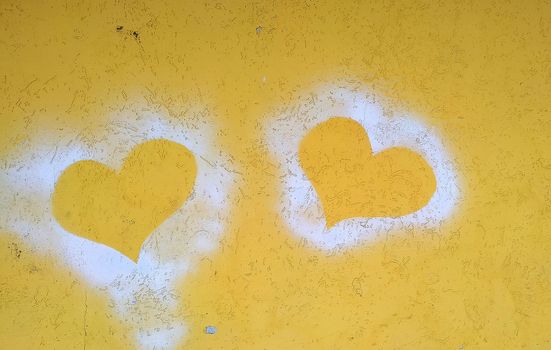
{"left": 265, "top": 81, "right": 461, "bottom": 251}
{"left": 0, "top": 102, "right": 238, "bottom": 349}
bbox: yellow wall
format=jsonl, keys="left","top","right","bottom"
{"left": 2, "top": 0, "right": 551, "bottom": 349}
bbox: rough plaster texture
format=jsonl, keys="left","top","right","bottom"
{"left": 1, "top": 0, "right": 551, "bottom": 349}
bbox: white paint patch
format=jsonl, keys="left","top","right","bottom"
{"left": 0, "top": 103, "right": 238, "bottom": 349}
{"left": 137, "top": 322, "right": 187, "bottom": 350}
{"left": 265, "top": 81, "right": 461, "bottom": 251}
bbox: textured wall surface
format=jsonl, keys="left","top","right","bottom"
{"left": 1, "top": 0, "right": 551, "bottom": 349}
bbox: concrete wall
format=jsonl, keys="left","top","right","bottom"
{"left": 1, "top": 0, "right": 551, "bottom": 349}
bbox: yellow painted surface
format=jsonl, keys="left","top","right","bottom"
{"left": 299, "top": 117, "right": 436, "bottom": 226}
{"left": 0, "top": 231, "right": 134, "bottom": 348}
{"left": 1, "top": 0, "right": 551, "bottom": 349}
{"left": 53, "top": 139, "right": 196, "bottom": 261}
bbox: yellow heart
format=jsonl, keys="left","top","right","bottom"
{"left": 52, "top": 139, "right": 197, "bottom": 261}
{"left": 299, "top": 117, "right": 436, "bottom": 228}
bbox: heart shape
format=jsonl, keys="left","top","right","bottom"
{"left": 299, "top": 117, "right": 436, "bottom": 228}
{"left": 52, "top": 139, "right": 197, "bottom": 261}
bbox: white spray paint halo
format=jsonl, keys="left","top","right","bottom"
{"left": 265, "top": 81, "right": 461, "bottom": 251}
{"left": 0, "top": 102, "right": 238, "bottom": 349}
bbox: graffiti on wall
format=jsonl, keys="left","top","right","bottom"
{"left": 266, "top": 84, "right": 460, "bottom": 250}
{"left": 0, "top": 80, "right": 459, "bottom": 348}
{"left": 2, "top": 2, "right": 551, "bottom": 348}
{"left": 0, "top": 104, "right": 238, "bottom": 348}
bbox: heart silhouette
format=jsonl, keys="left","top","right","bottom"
{"left": 52, "top": 139, "right": 197, "bottom": 261}
{"left": 299, "top": 117, "right": 436, "bottom": 228}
